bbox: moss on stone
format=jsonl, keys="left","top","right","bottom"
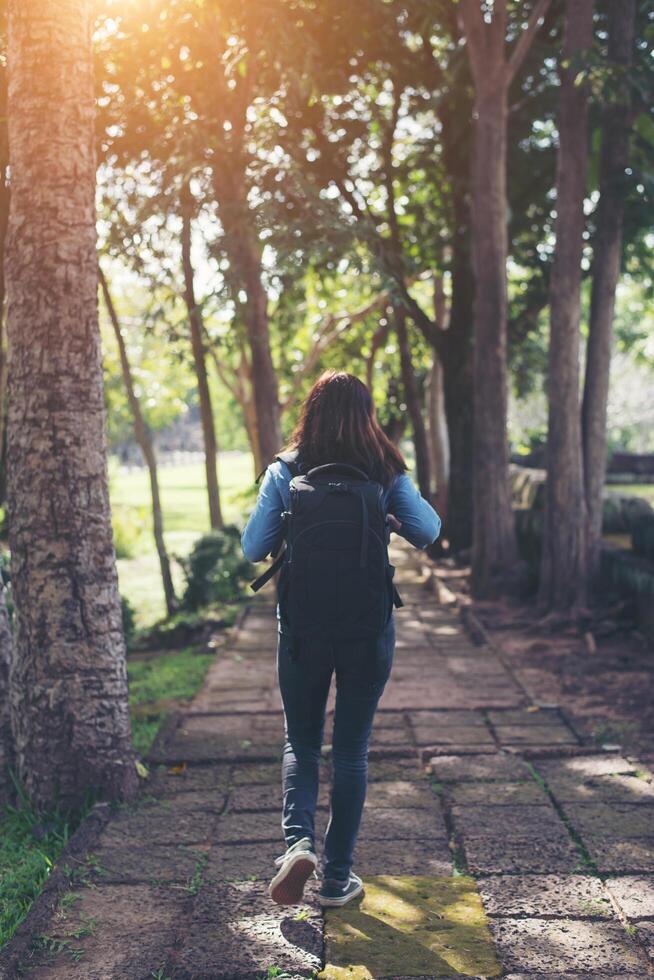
{"left": 320, "top": 875, "right": 501, "bottom": 979}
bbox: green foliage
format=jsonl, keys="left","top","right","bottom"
{"left": 180, "top": 526, "right": 254, "bottom": 611}
{"left": 121, "top": 595, "right": 136, "bottom": 649}
{"left": 0, "top": 793, "right": 81, "bottom": 947}
{"left": 602, "top": 548, "right": 654, "bottom": 597}
{"left": 111, "top": 504, "right": 149, "bottom": 559}
{"left": 603, "top": 494, "right": 654, "bottom": 534}
{"left": 632, "top": 513, "right": 654, "bottom": 561}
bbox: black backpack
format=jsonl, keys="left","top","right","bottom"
{"left": 250, "top": 450, "right": 403, "bottom": 655}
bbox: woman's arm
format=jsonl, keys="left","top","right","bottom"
{"left": 386, "top": 473, "right": 441, "bottom": 549}
{"left": 241, "top": 465, "right": 286, "bottom": 562}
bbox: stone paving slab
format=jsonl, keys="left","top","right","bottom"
{"left": 21, "top": 884, "right": 185, "bottom": 979}
{"left": 427, "top": 753, "right": 533, "bottom": 783}
{"left": 545, "top": 772, "right": 654, "bottom": 803}
{"left": 203, "top": 840, "right": 283, "bottom": 882}
{"left": 487, "top": 709, "right": 567, "bottom": 727}
{"left": 464, "top": 835, "right": 581, "bottom": 875}
{"left": 489, "top": 918, "right": 647, "bottom": 974}
{"left": 101, "top": 807, "right": 217, "bottom": 847}
{"left": 537, "top": 754, "right": 646, "bottom": 780}
{"left": 493, "top": 724, "right": 579, "bottom": 746}
{"left": 636, "top": 920, "right": 654, "bottom": 962}
{"left": 451, "top": 804, "right": 567, "bottom": 839}
{"left": 358, "top": 805, "right": 448, "bottom": 842}
{"left": 366, "top": 758, "right": 426, "bottom": 781}
{"left": 364, "top": 780, "right": 436, "bottom": 809}
{"left": 173, "top": 881, "right": 322, "bottom": 979}
{"left": 88, "top": 842, "right": 207, "bottom": 885}
{"left": 320, "top": 875, "right": 501, "bottom": 979}
{"left": 161, "top": 712, "right": 285, "bottom": 762}
{"left": 147, "top": 763, "right": 231, "bottom": 796}
{"left": 478, "top": 875, "right": 613, "bottom": 918}
{"left": 411, "top": 725, "right": 496, "bottom": 748}
{"left": 563, "top": 802, "right": 654, "bottom": 838}
{"left": 604, "top": 875, "right": 654, "bottom": 919}
{"left": 407, "top": 710, "right": 488, "bottom": 728}
{"left": 585, "top": 836, "right": 654, "bottom": 873}
{"left": 503, "top": 975, "right": 648, "bottom": 979}
{"left": 353, "top": 839, "right": 453, "bottom": 877}
{"left": 448, "top": 781, "right": 548, "bottom": 806}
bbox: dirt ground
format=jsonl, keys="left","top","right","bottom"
{"left": 438, "top": 565, "right": 654, "bottom": 769}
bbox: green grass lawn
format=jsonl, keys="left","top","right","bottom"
{"left": 127, "top": 646, "right": 216, "bottom": 755}
{"left": 110, "top": 451, "right": 256, "bottom": 627}
{"left": 619, "top": 483, "right": 654, "bottom": 504}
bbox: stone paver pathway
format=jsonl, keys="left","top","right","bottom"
{"left": 3, "top": 541, "right": 654, "bottom": 979}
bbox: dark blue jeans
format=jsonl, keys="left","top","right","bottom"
{"left": 276, "top": 617, "right": 395, "bottom": 880}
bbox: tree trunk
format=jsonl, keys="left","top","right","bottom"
{"left": 0, "top": 587, "right": 13, "bottom": 806}
{"left": 459, "top": 0, "right": 551, "bottom": 586}
{"left": 582, "top": 0, "right": 636, "bottom": 584}
{"left": 180, "top": 205, "right": 224, "bottom": 530}
{"left": 213, "top": 170, "right": 281, "bottom": 467}
{"left": 99, "top": 268, "right": 177, "bottom": 617}
{"left": 5, "top": 0, "right": 137, "bottom": 809}
{"left": 395, "top": 306, "right": 432, "bottom": 500}
{"left": 539, "top": 0, "right": 594, "bottom": 612}
{"left": 425, "top": 355, "right": 449, "bottom": 508}
{"left": 438, "top": 98, "right": 475, "bottom": 553}
{"left": 0, "top": 134, "right": 10, "bottom": 506}
{"left": 469, "top": 85, "right": 518, "bottom": 594}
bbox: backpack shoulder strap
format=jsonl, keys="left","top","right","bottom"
{"left": 254, "top": 448, "right": 303, "bottom": 485}
{"left": 274, "top": 449, "right": 303, "bottom": 479}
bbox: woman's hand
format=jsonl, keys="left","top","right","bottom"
{"left": 387, "top": 513, "right": 402, "bottom": 532}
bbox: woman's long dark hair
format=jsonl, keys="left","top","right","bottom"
{"left": 279, "top": 370, "right": 407, "bottom": 487}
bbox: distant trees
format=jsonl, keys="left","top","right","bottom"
{"left": 99, "top": 268, "right": 178, "bottom": 616}
{"left": 5, "top": 0, "right": 136, "bottom": 808}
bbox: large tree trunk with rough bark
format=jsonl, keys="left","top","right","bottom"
{"left": 460, "top": 0, "right": 550, "bottom": 590}
{"left": 100, "top": 269, "right": 177, "bottom": 617}
{"left": 582, "top": 0, "right": 636, "bottom": 584}
{"left": 0, "top": 127, "right": 10, "bottom": 505}
{"left": 436, "top": 95, "right": 475, "bottom": 552}
{"left": 213, "top": 169, "right": 281, "bottom": 467}
{"left": 540, "top": 0, "right": 594, "bottom": 612}
{"left": 181, "top": 204, "right": 224, "bottom": 530}
{"left": 5, "top": 0, "right": 137, "bottom": 809}
{"left": 0, "top": 588, "right": 12, "bottom": 806}
{"left": 395, "top": 306, "right": 431, "bottom": 500}
{"left": 469, "top": 85, "right": 518, "bottom": 594}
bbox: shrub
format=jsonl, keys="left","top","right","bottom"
{"left": 603, "top": 494, "right": 653, "bottom": 535}
{"left": 180, "top": 525, "right": 255, "bottom": 611}
{"left": 632, "top": 513, "right": 654, "bottom": 561}
{"left": 121, "top": 594, "right": 136, "bottom": 648}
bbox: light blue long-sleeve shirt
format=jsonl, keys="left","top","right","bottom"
{"left": 241, "top": 459, "right": 441, "bottom": 563}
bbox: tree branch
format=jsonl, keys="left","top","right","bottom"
{"left": 506, "top": 0, "right": 552, "bottom": 82}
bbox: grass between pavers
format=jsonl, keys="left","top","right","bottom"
{"left": 128, "top": 645, "right": 216, "bottom": 755}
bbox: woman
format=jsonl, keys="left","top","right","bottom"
{"left": 241, "top": 370, "right": 440, "bottom": 908}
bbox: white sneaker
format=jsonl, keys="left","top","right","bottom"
{"left": 268, "top": 837, "right": 318, "bottom": 906}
